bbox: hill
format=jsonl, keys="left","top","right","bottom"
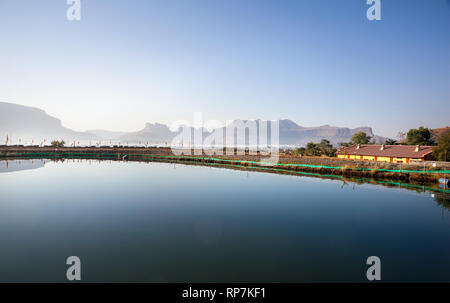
{"left": 0, "top": 102, "right": 96, "bottom": 142}
{"left": 1, "top": 102, "right": 382, "bottom": 146}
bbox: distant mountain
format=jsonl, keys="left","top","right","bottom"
{"left": 120, "top": 119, "right": 379, "bottom": 146}
{"left": 431, "top": 127, "right": 450, "bottom": 141}
{"left": 119, "top": 123, "right": 175, "bottom": 143}
{"left": 0, "top": 102, "right": 96, "bottom": 142}
{"left": 87, "top": 129, "right": 126, "bottom": 140}
{"left": 276, "top": 120, "right": 376, "bottom": 145}
{"left": 0, "top": 102, "right": 383, "bottom": 146}
{"left": 119, "top": 122, "right": 210, "bottom": 144}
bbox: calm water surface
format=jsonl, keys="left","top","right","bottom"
{"left": 0, "top": 159, "right": 449, "bottom": 282}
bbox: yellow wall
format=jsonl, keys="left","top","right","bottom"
{"left": 337, "top": 154, "right": 424, "bottom": 163}
{"left": 362, "top": 156, "right": 375, "bottom": 161}
{"left": 377, "top": 157, "right": 391, "bottom": 162}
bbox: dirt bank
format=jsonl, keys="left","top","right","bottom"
{"left": 1, "top": 146, "right": 449, "bottom": 185}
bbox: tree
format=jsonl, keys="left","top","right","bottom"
{"left": 51, "top": 140, "right": 65, "bottom": 147}
{"left": 318, "top": 139, "right": 337, "bottom": 157}
{"left": 433, "top": 131, "right": 450, "bottom": 161}
{"left": 305, "top": 142, "right": 322, "bottom": 156}
{"left": 293, "top": 147, "right": 306, "bottom": 156}
{"left": 385, "top": 139, "right": 398, "bottom": 145}
{"left": 406, "top": 126, "right": 434, "bottom": 145}
{"left": 350, "top": 131, "right": 372, "bottom": 145}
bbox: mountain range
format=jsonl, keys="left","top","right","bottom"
{"left": 0, "top": 102, "right": 383, "bottom": 146}
{"left": 0, "top": 102, "right": 94, "bottom": 141}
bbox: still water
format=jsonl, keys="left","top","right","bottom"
{"left": 0, "top": 159, "right": 449, "bottom": 282}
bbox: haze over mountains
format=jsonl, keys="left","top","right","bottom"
{"left": 1, "top": 102, "right": 381, "bottom": 146}
{"left": 0, "top": 102, "right": 94, "bottom": 141}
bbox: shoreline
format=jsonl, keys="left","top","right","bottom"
{"left": 2, "top": 156, "right": 449, "bottom": 197}
{"left": 1, "top": 146, "right": 449, "bottom": 186}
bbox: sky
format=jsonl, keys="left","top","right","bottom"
{"left": 0, "top": 0, "right": 449, "bottom": 138}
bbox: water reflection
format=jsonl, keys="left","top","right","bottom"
{"left": 0, "top": 159, "right": 449, "bottom": 282}
{"left": 433, "top": 192, "right": 450, "bottom": 209}
{"left": 0, "top": 159, "right": 47, "bottom": 173}
{"left": 2, "top": 159, "right": 448, "bottom": 209}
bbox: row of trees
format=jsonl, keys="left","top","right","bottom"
{"left": 292, "top": 139, "right": 337, "bottom": 157}
{"left": 290, "top": 131, "right": 375, "bottom": 157}
{"left": 341, "top": 127, "right": 436, "bottom": 147}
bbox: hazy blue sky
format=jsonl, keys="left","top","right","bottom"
{"left": 0, "top": 0, "right": 449, "bottom": 137}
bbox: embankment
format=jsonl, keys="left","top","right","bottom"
{"left": 1, "top": 146, "right": 449, "bottom": 185}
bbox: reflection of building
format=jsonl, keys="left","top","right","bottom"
{"left": 336, "top": 144, "right": 434, "bottom": 163}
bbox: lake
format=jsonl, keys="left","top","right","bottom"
{"left": 0, "top": 159, "right": 449, "bottom": 282}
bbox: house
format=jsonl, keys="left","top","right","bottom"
{"left": 336, "top": 144, "right": 434, "bottom": 163}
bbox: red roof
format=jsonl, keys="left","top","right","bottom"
{"left": 336, "top": 144, "right": 434, "bottom": 158}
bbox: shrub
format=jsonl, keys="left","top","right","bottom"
{"left": 51, "top": 140, "right": 65, "bottom": 147}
